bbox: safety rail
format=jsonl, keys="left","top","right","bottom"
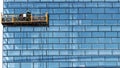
{"left": 0, "top": 12, "right": 49, "bottom": 26}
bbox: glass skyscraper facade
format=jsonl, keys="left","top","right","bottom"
{"left": 3, "top": 0, "right": 120, "bottom": 68}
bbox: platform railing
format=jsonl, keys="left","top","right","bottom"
{"left": 1, "top": 12, "right": 49, "bottom": 26}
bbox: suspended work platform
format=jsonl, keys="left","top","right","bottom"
{"left": 0, "top": 12, "right": 49, "bottom": 26}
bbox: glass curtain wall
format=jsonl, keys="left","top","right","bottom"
{"left": 3, "top": 0, "right": 120, "bottom": 68}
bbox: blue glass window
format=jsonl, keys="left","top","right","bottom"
{"left": 105, "top": 32, "right": 117, "bottom": 37}
{"left": 28, "top": 44, "right": 39, "bottom": 49}
{"left": 4, "top": 45, "right": 14, "bottom": 50}
{"left": 14, "top": 44, "right": 27, "bottom": 49}
{"left": 99, "top": 50, "right": 112, "bottom": 55}
{"left": 106, "top": 0, "right": 118, "bottom": 1}
{"left": 73, "top": 3, "right": 85, "bottom": 7}
{"left": 92, "top": 57, "right": 104, "bottom": 61}
{"left": 79, "top": 8, "right": 91, "bottom": 13}
{"left": 60, "top": 38, "right": 70, "bottom": 43}
{"left": 92, "top": 44, "right": 104, "bottom": 49}
{"left": 47, "top": 50, "right": 59, "bottom": 55}
{"left": 8, "top": 63, "right": 20, "bottom": 68}
{"left": 79, "top": 32, "right": 91, "bottom": 37}
{"left": 86, "top": 14, "right": 97, "bottom": 19}
{"left": 8, "top": 3, "right": 21, "bottom": 8}
{"left": 8, "top": 27, "right": 20, "bottom": 31}
{"left": 86, "top": 3, "right": 97, "bottom": 7}
{"left": 113, "top": 14, "right": 120, "bottom": 19}
{"left": 105, "top": 20, "right": 117, "bottom": 25}
{"left": 98, "top": 14, "right": 112, "bottom": 19}
{"left": 21, "top": 38, "right": 33, "bottom": 43}
{"left": 3, "top": 51, "right": 7, "bottom": 56}
{"left": 15, "top": 0, "right": 27, "bottom": 2}
{"left": 92, "top": 8, "right": 104, "bottom": 13}
{"left": 105, "top": 58, "right": 118, "bottom": 62}
{"left": 21, "top": 3, "right": 27, "bottom": 8}
{"left": 60, "top": 26, "right": 72, "bottom": 31}
{"left": 54, "top": 9, "right": 65, "bottom": 13}
{"left": 34, "top": 63, "right": 46, "bottom": 68}
{"left": 21, "top": 50, "right": 33, "bottom": 55}
{"left": 15, "top": 32, "right": 27, "bottom": 37}
{"left": 104, "top": 62, "right": 117, "bottom": 67}
{"left": 73, "top": 38, "right": 85, "bottom": 43}
{"left": 112, "top": 38, "right": 120, "bottom": 43}
{"left": 105, "top": 8, "right": 119, "bottom": 13}
{"left": 15, "top": 9, "right": 26, "bottom": 14}
{"left": 21, "top": 63, "right": 33, "bottom": 68}
{"left": 92, "top": 32, "right": 104, "bottom": 37}
{"left": 28, "top": 3, "right": 34, "bottom": 8}
{"left": 73, "top": 26, "right": 85, "bottom": 31}
{"left": 105, "top": 44, "right": 118, "bottom": 49}
{"left": 99, "top": 26, "right": 111, "bottom": 31}
{"left": 98, "top": 3, "right": 112, "bottom": 7}
{"left": 86, "top": 38, "right": 98, "bottom": 43}
{"left": 4, "top": 33, "right": 14, "bottom": 38}
{"left": 113, "top": 3, "right": 120, "bottom": 7}
{"left": 86, "top": 62, "right": 98, "bottom": 67}
{"left": 69, "top": 8, "right": 78, "bottom": 13}
{"left": 99, "top": 38, "right": 111, "bottom": 43}
{"left": 3, "top": 39, "right": 7, "bottom": 44}
{"left": 8, "top": 51, "right": 20, "bottom": 56}
{"left": 47, "top": 38, "right": 59, "bottom": 43}
{"left": 86, "top": 26, "right": 98, "bottom": 31}
{"left": 28, "top": 0, "right": 39, "bottom": 2}
{"left": 92, "top": 20, "right": 104, "bottom": 25}
{"left": 79, "top": 44, "right": 91, "bottom": 49}
{"left": 30, "top": 9, "right": 40, "bottom": 14}
{"left": 5, "top": 0, "right": 14, "bottom": 2}
{"left": 47, "top": 62, "right": 59, "bottom": 68}
{"left": 60, "top": 62, "right": 69, "bottom": 67}
{"left": 60, "top": 14, "right": 69, "bottom": 19}
{"left": 86, "top": 50, "right": 98, "bottom": 55}
{"left": 4, "top": 9, "right": 14, "bottom": 14}
{"left": 81, "top": 20, "right": 92, "bottom": 25}
{"left": 60, "top": 50, "right": 70, "bottom": 55}
{"left": 48, "top": 3, "right": 59, "bottom": 7}
{"left": 42, "top": 44, "right": 52, "bottom": 49}
{"left": 60, "top": 3, "right": 69, "bottom": 7}
{"left": 21, "top": 27, "right": 33, "bottom": 31}
{"left": 8, "top": 39, "right": 20, "bottom": 44}
{"left": 49, "top": 14, "right": 59, "bottom": 19}
{"left": 4, "top": 3, "right": 7, "bottom": 8}
{"left": 53, "top": 44, "right": 66, "bottom": 49}
{"left": 113, "top": 50, "right": 120, "bottom": 55}
{"left": 112, "top": 26, "right": 120, "bottom": 31}
{"left": 73, "top": 14, "right": 85, "bottom": 19}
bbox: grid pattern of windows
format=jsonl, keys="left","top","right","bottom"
{"left": 3, "top": 0, "right": 120, "bottom": 68}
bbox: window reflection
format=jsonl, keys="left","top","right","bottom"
{"left": 21, "top": 63, "right": 33, "bottom": 68}
{"left": 15, "top": 0, "right": 27, "bottom": 2}
{"left": 28, "top": 0, "right": 39, "bottom": 2}
{"left": 8, "top": 63, "right": 20, "bottom": 68}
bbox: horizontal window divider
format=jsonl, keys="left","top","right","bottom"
{"left": 3, "top": 49, "right": 120, "bottom": 51}
{"left": 3, "top": 31, "right": 120, "bottom": 33}
{"left": 3, "top": 37, "right": 120, "bottom": 39}
{"left": 3, "top": 55, "right": 120, "bottom": 57}
{"left": 4, "top": 42, "right": 120, "bottom": 44}
{"left": 3, "top": 1, "right": 120, "bottom": 3}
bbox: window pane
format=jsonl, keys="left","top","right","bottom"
{"left": 34, "top": 63, "right": 46, "bottom": 68}
{"left": 21, "top": 63, "right": 33, "bottom": 68}
{"left": 8, "top": 63, "right": 20, "bottom": 68}
{"left": 15, "top": 0, "right": 27, "bottom": 2}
